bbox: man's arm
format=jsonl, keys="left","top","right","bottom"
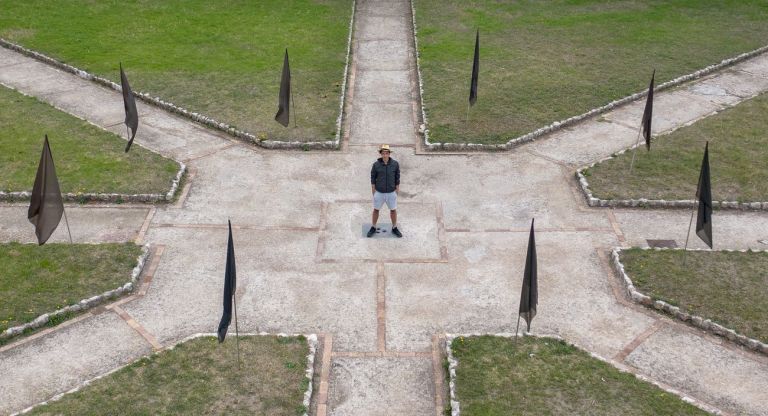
{"left": 395, "top": 162, "right": 400, "bottom": 194}
{"left": 371, "top": 163, "right": 377, "bottom": 195}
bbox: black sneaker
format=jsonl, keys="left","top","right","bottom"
{"left": 392, "top": 227, "right": 403, "bottom": 238}
{"left": 366, "top": 226, "right": 376, "bottom": 238}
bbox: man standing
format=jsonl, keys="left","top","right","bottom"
{"left": 368, "top": 144, "right": 402, "bottom": 238}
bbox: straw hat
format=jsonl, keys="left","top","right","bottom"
{"left": 379, "top": 144, "right": 391, "bottom": 153}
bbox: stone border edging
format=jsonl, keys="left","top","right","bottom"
{"left": 0, "top": 162, "right": 186, "bottom": 204}
{"left": 575, "top": 154, "right": 768, "bottom": 210}
{"left": 407, "top": 1, "right": 768, "bottom": 152}
{"left": 444, "top": 332, "right": 723, "bottom": 415}
{"left": 1, "top": 243, "right": 150, "bottom": 341}
{"left": 611, "top": 247, "right": 768, "bottom": 355}
{"left": 12, "top": 332, "right": 318, "bottom": 416}
{"left": 0, "top": 0, "right": 356, "bottom": 151}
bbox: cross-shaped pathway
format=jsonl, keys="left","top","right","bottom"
{"left": 2, "top": 1, "right": 768, "bottom": 414}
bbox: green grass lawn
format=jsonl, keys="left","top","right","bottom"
{"left": 0, "top": 243, "right": 142, "bottom": 334}
{"left": 0, "top": 85, "right": 179, "bottom": 195}
{"left": 620, "top": 248, "right": 768, "bottom": 343}
{"left": 28, "top": 335, "right": 310, "bottom": 416}
{"left": 414, "top": 0, "right": 768, "bottom": 144}
{"left": 0, "top": 0, "right": 352, "bottom": 142}
{"left": 451, "top": 335, "right": 707, "bottom": 415}
{"left": 583, "top": 89, "right": 768, "bottom": 202}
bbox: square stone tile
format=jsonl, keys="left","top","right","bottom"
{"left": 354, "top": 69, "right": 412, "bottom": 104}
{"left": 349, "top": 102, "right": 415, "bottom": 145}
{"left": 327, "top": 357, "right": 434, "bottom": 416}
{"left": 355, "top": 40, "right": 410, "bottom": 71}
{"left": 319, "top": 201, "right": 443, "bottom": 262}
{"left": 355, "top": 14, "right": 410, "bottom": 41}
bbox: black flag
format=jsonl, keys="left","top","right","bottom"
{"left": 519, "top": 218, "right": 538, "bottom": 332}
{"left": 469, "top": 30, "right": 479, "bottom": 106}
{"left": 695, "top": 142, "right": 713, "bottom": 248}
{"left": 120, "top": 63, "right": 139, "bottom": 152}
{"left": 275, "top": 49, "right": 291, "bottom": 127}
{"left": 28, "top": 135, "right": 64, "bottom": 245}
{"left": 641, "top": 69, "right": 655, "bottom": 150}
{"left": 217, "top": 220, "right": 237, "bottom": 343}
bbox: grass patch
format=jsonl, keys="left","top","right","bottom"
{"left": 451, "top": 335, "right": 707, "bottom": 415}
{"left": 584, "top": 90, "right": 768, "bottom": 201}
{"left": 0, "top": 85, "right": 179, "bottom": 194}
{"left": 0, "top": 242, "right": 141, "bottom": 333}
{"left": 620, "top": 248, "right": 768, "bottom": 343}
{"left": 414, "top": 0, "right": 768, "bottom": 144}
{"left": 0, "top": 0, "right": 352, "bottom": 142}
{"left": 27, "top": 335, "right": 310, "bottom": 416}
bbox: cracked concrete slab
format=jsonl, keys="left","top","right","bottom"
{"left": 355, "top": 40, "right": 411, "bottom": 71}
{"left": 0, "top": 312, "right": 151, "bottom": 415}
{"left": 529, "top": 119, "right": 637, "bottom": 166}
{"left": 327, "top": 357, "right": 435, "bottom": 416}
{"left": 355, "top": 13, "right": 411, "bottom": 41}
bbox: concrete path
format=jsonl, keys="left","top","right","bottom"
{"left": 2, "top": 0, "right": 768, "bottom": 414}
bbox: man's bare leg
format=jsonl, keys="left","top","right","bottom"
{"left": 390, "top": 209, "right": 397, "bottom": 228}
{"left": 372, "top": 209, "right": 380, "bottom": 227}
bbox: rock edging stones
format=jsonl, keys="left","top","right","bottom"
{"left": 407, "top": 1, "right": 768, "bottom": 152}
{"left": 0, "top": 162, "right": 186, "bottom": 204}
{"left": 0, "top": 0, "right": 355, "bottom": 152}
{"left": 611, "top": 247, "right": 768, "bottom": 355}
{"left": 444, "top": 332, "right": 722, "bottom": 416}
{"left": 0, "top": 243, "right": 150, "bottom": 342}
{"left": 575, "top": 154, "right": 768, "bottom": 210}
{"left": 14, "top": 332, "right": 318, "bottom": 416}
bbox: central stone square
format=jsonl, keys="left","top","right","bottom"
{"left": 318, "top": 200, "right": 445, "bottom": 262}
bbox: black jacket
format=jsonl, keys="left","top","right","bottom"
{"left": 371, "top": 158, "right": 400, "bottom": 193}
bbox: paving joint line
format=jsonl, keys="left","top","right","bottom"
{"left": 108, "top": 305, "right": 162, "bottom": 351}
{"left": 134, "top": 207, "right": 156, "bottom": 245}
{"left": 613, "top": 319, "right": 666, "bottom": 362}
{"left": 525, "top": 149, "right": 573, "bottom": 168}
{"left": 183, "top": 143, "right": 240, "bottom": 162}
{"left": 315, "top": 334, "right": 333, "bottom": 416}
{"left": 431, "top": 334, "right": 446, "bottom": 415}
{"left": 606, "top": 210, "right": 627, "bottom": 245}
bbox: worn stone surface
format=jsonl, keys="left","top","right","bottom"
{"left": 625, "top": 325, "right": 768, "bottom": 416}
{"left": 327, "top": 357, "right": 434, "bottom": 416}
{"left": 0, "top": 312, "right": 150, "bottom": 414}
{"left": 0, "top": 206, "right": 148, "bottom": 243}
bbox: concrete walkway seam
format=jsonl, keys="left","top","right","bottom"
{"left": 443, "top": 333, "right": 727, "bottom": 416}
{"left": 0, "top": 243, "right": 150, "bottom": 342}
{"left": 0, "top": 1, "right": 357, "bottom": 151}
{"left": 611, "top": 247, "right": 768, "bottom": 355}
{"left": 0, "top": 163, "right": 186, "bottom": 204}
{"left": 406, "top": 0, "right": 768, "bottom": 152}
{"left": 9, "top": 332, "right": 318, "bottom": 416}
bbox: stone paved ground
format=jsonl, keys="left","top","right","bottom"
{"left": 2, "top": 1, "right": 768, "bottom": 415}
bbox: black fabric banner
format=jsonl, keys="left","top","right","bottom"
{"left": 519, "top": 218, "right": 538, "bottom": 332}
{"left": 120, "top": 63, "right": 139, "bottom": 152}
{"left": 696, "top": 142, "right": 713, "bottom": 248}
{"left": 469, "top": 30, "right": 479, "bottom": 106}
{"left": 217, "top": 220, "right": 238, "bottom": 343}
{"left": 641, "top": 69, "right": 655, "bottom": 150}
{"left": 275, "top": 49, "right": 291, "bottom": 127}
{"left": 27, "top": 135, "right": 64, "bottom": 245}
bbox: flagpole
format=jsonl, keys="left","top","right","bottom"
{"left": 233, "top": 295, "right": 241, "bottom": 369}
{"left": 466, "top": 102, "right": 470, "bottom": 124}
{"left": 514, "top": 315, "right": 521, "bottom": 344}
{"left": 62, "top": 208, "right": 74, "bottom": 245}
{"left": 628, "top": 125, "right": 643, "bottom": 174}
{"left": 290, "top": 77, "right": 297, "bottom": 128}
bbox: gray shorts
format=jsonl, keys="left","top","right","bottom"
{"left": 373, "top": 191, "right": 397, "bottom": 210}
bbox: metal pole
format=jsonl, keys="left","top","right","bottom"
{"left": 682, "top": 203, "right": 696, "bottom": 267}
{"left": 233, "top": 296, "right": 241, "bottom": 369}
{"left": 62, "top": 208, "right": 74, "bottom": 244}
{"left": 291, "top": 78, "right": 297, "bottom": 128}
{"left": 466, "top": 102, "right": 470, "bottom": 124}
{"left": 628, "top": 126, "right": 643, "bottom": 174}
{"left": 514, "top": 315, "right": 521, "bottom": 344}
